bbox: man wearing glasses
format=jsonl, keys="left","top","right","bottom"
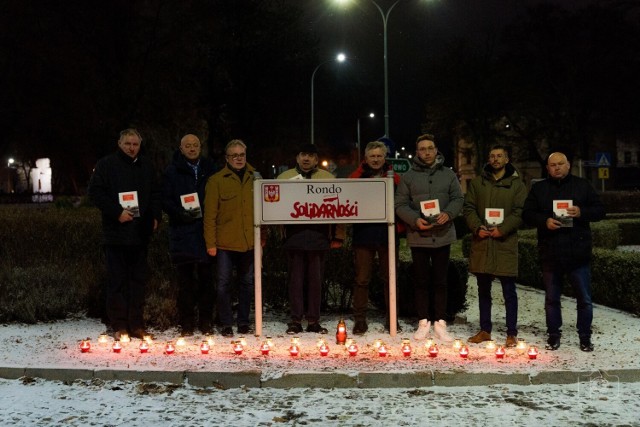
{"left": 203, "top": 139, "right": 259, "bottom": 337}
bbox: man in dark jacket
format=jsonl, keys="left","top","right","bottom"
{"left": 463, "top": 145, "right": 527, "bottom": 348}
{"left": 88, "top": 128, "right": 162, "bottom": 340}
{"left": 523, "top": 151, "right": 605, "bottom": 352}
{"left": 162, "top": 134, "right": 217, "bottom": 335}
{"left": 349, "top": 140, "right": 401, "bottom": 335}
{"left": 277, "top": 144, "right": 345, "bottom": 335}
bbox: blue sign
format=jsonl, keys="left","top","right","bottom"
{"left": 595, "top": 152, "right": 612, "bottom": 167}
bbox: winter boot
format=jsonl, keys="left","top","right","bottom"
{"left": 433, "top": 319, "right": 454, "bottom": 343}
{"left": 413, "top": 319, "right": 431, "bottom": 341}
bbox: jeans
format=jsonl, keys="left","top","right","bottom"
{"left": 104, "top": 245, "right": 148, "bottom": 332}
{"left": 352, "top": 246, "right": 390, "bottom": 322}
{"left": 411, "top": 245, "right": 450, "bottom": 322}
{"left": 542, "top": 262, "right": 593, "bottom": 338}
{"left": 287, "top": 250, "right": 326, "bottom": 323}
{"left": 216, "top": 249, "right": 254, "bottom": 328}
{"left": 476, "top": 273, "right": 518, "bottom": 336}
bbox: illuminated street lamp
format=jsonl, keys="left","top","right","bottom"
{"left": 311, "top": 52, "right": 347, "bottom": 145}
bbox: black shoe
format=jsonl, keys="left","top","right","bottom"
{"left": 580, "top": 337, "right": 594, "bottom": 352}
{"left": 199, "top": 323, "right": 213, "bottom": 335}
{"left": 545, "top": 335, "right": 561, "bottom": 351}
{"left": 237, "top": 324, "right": 251, "bottom": 335}
{"left": 286, "top": 322, "right": 303, "bottom": 335}
{"left": 180, "top": 327, "right": 194, "bottom": 337}
{"left": 130, "top": 329, "right": 151, "bottom": 340}
{"left": 221, "top": 326, "right": 234, "bottom": 337}
{"left": 353, "top": 320, "right": 368, "bottom": 335}
{"left": 306, "top": 322, "right": 328, "bottom": 334}
{"left": 113, "top": 329, "right": 128, "bottom": 340}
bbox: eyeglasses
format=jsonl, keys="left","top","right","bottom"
{"left": 226, "top": 153, "right": 246, "bottom": 159}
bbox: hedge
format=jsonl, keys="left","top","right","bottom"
{"left": 0, "top": 206, "right": 469, "bottom": 327}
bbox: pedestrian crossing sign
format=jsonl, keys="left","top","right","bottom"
{"left": 596, "top": 152, "right": 611, "bottom": 167}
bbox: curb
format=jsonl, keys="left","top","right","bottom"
{"left": 3, "top": 367, "right": 640, "bottom": 388}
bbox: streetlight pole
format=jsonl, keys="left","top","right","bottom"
{"left": 356, "top": 112, "right": 375, "bottom": 165}
{"left": 311, "top": 53, "right": 346, "bottom": 145}
{"left": 370, "top": 0, "right": 402, "bottom": 139}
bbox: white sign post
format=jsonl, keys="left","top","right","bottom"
{"left": 253, "top": 177, "right": 398, "bottom": 337}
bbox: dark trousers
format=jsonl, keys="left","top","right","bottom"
{"left": 411, "top": 245, "right": 450, "bottom": 322}
{"left": 542, "top": 262, "right": 593, "bottom": 339}
{"left": 176, "top": 261, "right": 214, "bottom": 330}
{"left": 287, "top": 250, "right": 326, "bottom": 323}
{"left": 352, "top": 246, "right": 390, "bottom": 322}
{"left": 104, "top": 245, "right": 148, "bottom": 332}
{"left": 217, "top": 249, "right": 254, "bottom": 328}
{"left": 476, "top": 273, "right": 518, "bottom": 336}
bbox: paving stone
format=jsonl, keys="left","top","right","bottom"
{"left": 262, "top": 372, "right": 357, "bottom": 389}
{"left": 358, "top": 371, "right": 433, "bottom": 388}
{"left": 94, "top": 369, "right": 184, "bottom": 384}
{"left": 187, "top": 370, "right": 261, "bottom": 389}
{"left": 24, "top": 368, "right": 93, "bottom": 382}
{"left": 435, "top": 371, "right": 530, "bottom": 386}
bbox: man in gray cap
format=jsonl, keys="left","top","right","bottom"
{"left": 277, "top": 144, "right": 345, "bottom": 334}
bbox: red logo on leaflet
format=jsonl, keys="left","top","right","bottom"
{"left": 557, "top": 202, "right": 570, "bottom": 209}
{"left": 488, "top": 210, "right": 500, "bottom": 217}
{"left": 184, "top": 195, "right": 195, "bottom": 203}
{"left": 122, "top": 193, "right": 135, "bottom": 201}
{"left": 422, "top": 201, "right": 436, "bottom": 209}
{"left": 264, "top": 185, "right": 280, "bottom": 202}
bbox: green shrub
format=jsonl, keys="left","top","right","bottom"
{"left": 517, "top": 239, "right": 640, "bottom": 315}
{"left": 0, "top": 206, "right": 471, "bottom": 327}
{"left": 611, "top": 219, "right": 640, "bottom": 245}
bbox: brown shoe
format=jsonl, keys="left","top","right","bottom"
{"left": 505, "top": 335, "right": 518, "bottom": 348}
{"left": 467, "top": 330, "right": 491, "bottom": 344}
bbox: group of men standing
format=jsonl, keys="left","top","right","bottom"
{"left": 88, "top": 128, "right": 604, "bottom": 352}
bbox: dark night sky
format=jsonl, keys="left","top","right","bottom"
{"left": 301, "top": 0, "right": 589, "bottom": 155}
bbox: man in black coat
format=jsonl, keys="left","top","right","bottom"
{"left": 162, "top": 134, "right": 218, "bottom": 335}
{"left": 523, "top": 151, "right": 605, "bottom": 352}
{"left": 88, "top": 128, "right": 162, "bottom": 340}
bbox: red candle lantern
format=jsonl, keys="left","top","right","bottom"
{"left": 79, "top": 339, "right": 91, "bottom": 353}
{"left": 495, "top": 345, "right": 506, "bottom": 359}
{"left": 233, "top": 341, "right": 244, "bottom": 355}
{"left": 165, "top": 341, "right": 175, "bottom": 355}
{"left": 112, "top": 340, "right": 122, "bottom": 353}
{"left": 347, "top": 342, "right": 358, "bottom": 356}
{"left": 200, "top": 341, "right": 210, "bottom": 354}
{"left": 139, "top": 341, "right": 149, "bottom": 353}
{"left": 265, "top": 336, "right": 274, "bottom": 350}
{"left": 401, "top": 338, "right": 412, "bottom": 357}
{"left": 459, "top": 345, "right": 469, "bottom": 358}
{"left": 260, "top": 342, "right": 270, "bottom": 355}
{"left": 378, "top": 343, "right": 388, "bottom": 357}
{"left": 319, "top": 343, "right": 330, "bottom": 357}
{"left": 527, "top": 346, "right": 539, "bottom": 360}
{"left": 289, "top": 344, "right": 300, "bottom": 357}
{"left": 428, "top": 344, "right": 439, "bottom": 358}
{"left": 336, "top": 318, "right": 347, "bottom": 345}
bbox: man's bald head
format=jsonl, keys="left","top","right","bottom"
{"left": 547, "top": 152, "right": 571, "bottom": 180}
{"left": 180, "top": 134, "right": 202, "bottom": 162}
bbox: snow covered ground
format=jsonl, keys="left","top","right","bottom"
{"left": 1, "top": 277, "right": 639, "bottom": 426}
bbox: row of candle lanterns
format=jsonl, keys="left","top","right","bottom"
{"left": 80, "top": 335, "right": 538, "bottom": 359}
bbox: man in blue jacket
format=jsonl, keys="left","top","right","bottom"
{"left": 523, "top": 151, "right": 605, "bottom": 352}
{"left": 162, "top": 134, "right": 217, "bottom": 335}
{"left": 88, "top": 128, "right": 162, "bottom": 340}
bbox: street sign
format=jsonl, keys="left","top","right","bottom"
{"left": 598, "top": 167, "right": 609, "bottom": 179}
{"left": 387, "top": 158, "right": 411, "bottom": 174}
{"left": 596, "top": 152, "right": 612, "bottom": 167}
